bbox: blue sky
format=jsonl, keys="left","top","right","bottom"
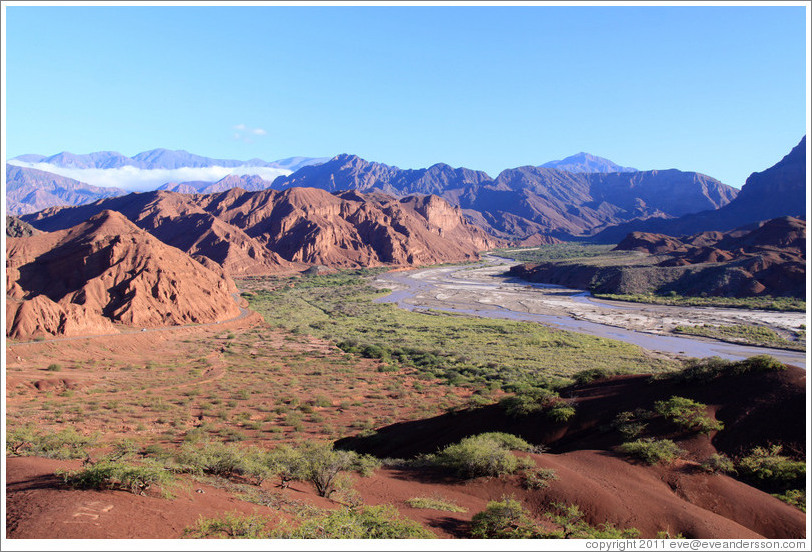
{"left": 3, "top": 3, "right": 808, "bottom": 187}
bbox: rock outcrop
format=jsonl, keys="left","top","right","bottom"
{"left": 6, "top": 210, "right": 241, "bottom": 339}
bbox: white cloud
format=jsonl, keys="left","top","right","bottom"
{"left": 8, "top": 160, "right": 291, "bottom": 192}
{"left": 233, "top": 124, "right": 267, "bottom": 142}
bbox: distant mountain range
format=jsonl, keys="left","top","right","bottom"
{"left": 6, "top": 165, "right": 128, "bottom": 215}
{"left": 10, "top": 148, "right": 328, "bottom": 171}
{"left": 591, "top": 136, "right": 807, "bottom": 242}
{"left": 271, "top": 154, "right": 737, "bottom": 240}
{"left": 540, "top": 152, "right": 637, "bottom": 173}
{"left": 8, "top": 141, "right": 805, "bottom": 243}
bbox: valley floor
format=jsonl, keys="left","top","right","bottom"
{"left": 376, "top": 256, "right": 806, "bottom": 367}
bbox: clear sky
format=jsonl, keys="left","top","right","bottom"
{"left": 3, "top": 2, "right": 808, "bottom": 188}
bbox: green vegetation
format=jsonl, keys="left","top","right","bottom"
{"left": 46, "top": 363, "right": 62, "bottom": 372}
{"left": 241, "top": 269, "right": 677, "bottom": 389}
{"left": 469, "top": 498, "right": 640, "bottom": 539}
{"left": 491, "top": 243, "right": 617, "bottom": 263}
{"left": 185, "top": 505, "right": 435, "bottom": 539}
{"left": 405, "top": 496, "right": 467, "bottom": 513}
{"left": 430, "top": 433, "right": 535, "bottom": 478}
{"left": 499, "top": 387, "right": 576, "bottom": 421}
{"left": 470, "top": 497, "right": 546, "bottom": 538}
{"left": 617, "top": 438, "right": 684, "bottom": 465}
{"left": 273, "top": 505, "right": 436, "bottom": 539}
{"left": 522, "top": 467, "right": 559, "bottom": 489}
{"left": 183, "top": 512, "right": 270, "bottom": 538}
{"left": 674, "top": 324, "right": 805, "bottom": 351}
{"left": 653, "top": 396, "right": 724, "bottom": 434}
{"left": 6, "top": 425, "right": 97, "bottom": 459}
{"left": 667, "top": 355, "right": 785, "bottom": 384}
{"left": 736, "top": 445, "right": 805, "bottom": 491}
{"left": 700, "top": 453, "right": 736, "bottom": 475}
{"left": 612, "top": 410, "right": 650, "bottom": 440}
{"left": 594, "top": 292, "right": 805, "bottom": 312}
{"left": 58, "top": 460, "right": 175, "bottom": 496}
{"left": 772, "top": 489, "right": 806, "bottom": 512}
{"left": 572, "top": 367, "right": 626, "bottom": 384}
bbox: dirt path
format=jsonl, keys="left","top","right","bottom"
{"left": 375, "top": 257, "right": 807, "bottom": 367}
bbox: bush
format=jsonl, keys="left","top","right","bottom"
{"left": 572, "top": 367, "right": 620, "bottom": 384}
{"left": 617, "top": 438, "right": 684, "bottom": 465}
{"left": 58, "top": 460, "right": 174, "bottom": 495}
{"left": 500, "top": 388, "right": 576, "bottom": 421}
{"left": 6, "top": 426, "right": 97, "bottom": 459}
{"left": 432, "top": 434, "right": 535, "bottom": 478}
{"left": 470, "top": 497, "right": 544, "bottom": 538}
{"left": 174, "top": 441, "right": 248, "bottom": 477}
{"left": 523, "top": 467, "right": 559, "bottom": 489}
{"left": 545, "top": 502, "right": 640, "bottom": 539}
{"left": 275, "top": 505, "right": 435, "bottom": 538}
{"left": 46, "top": 363, "right": 62, "bottom": 372}
{"left": 612, "top": 410, "right": 649, "bottom": 439}
{"left": 673, "top": 355, "right": 785, "bottom": 384}
{"left": 772, "top": 489, "right": 806, "bottom": 512}
{"left": 183, "top": 512, "right": 270, "bottom": 538}
{"left": 700, "top": 453, "right": 736, "bottom": 474}
{"left": 406, "top": 496, "right": 467, "bottom": 513}
{"left": 737, "top": 446, "right": 805, "bottom": 490}
{"left": 653, "top": 396, "right": 724, "bottom": 434}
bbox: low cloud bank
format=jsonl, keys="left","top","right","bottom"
{"left": 7, "top": 161, "right": 292, "bottom": 192}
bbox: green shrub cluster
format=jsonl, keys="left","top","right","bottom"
{"left": 522, "top": 468, "right": 559, "bottom": 489}
{"left": 405, "top": 496, "right": 467, "bottom": 513}
{"left": 430, "top": 433, "right": 535, "bottom": 478}
{"left": 499, "top": 387, "right": 576, "bottom": 422}
{"left": 670, "top": 355, "right": 785, "bottom": 384}
{"left": 172, "top": 440, "right": 380, "bottom": 498}
{"left": 737, "top": 445, "right": 805, "bottom": 491}
{"left": 772, "top": 489, "right": 805, "bottom": 512}
{"left": 470, "top": 498, "right": 639, "bottom": 539}
{"left": 700, "top": 453, "right": 736, "bottom": 474}
{"left": 617, "top": 438, "right": 684, "bottom": 465}
{"left": 183, "top": 512, "right": 270, "bottom": 538}
{"left": 58, "top": 460, "right": 174, "bottom": 495}
{"left": 6, "top": 425, "right": 97, "bottom": 459}
{"left": 653, "top": 396, "right": 724, "bottom": 434}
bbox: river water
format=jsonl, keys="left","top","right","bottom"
{"left": 373, "top": 258, "right": 807, "bottom": 368}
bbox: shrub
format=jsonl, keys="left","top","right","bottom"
{"left": 653, "top": 396, "right": 724, "bottom": 434}
{"left": 470, "top": 497, "right": 544, "bottom": 538}
{"left": 184, "top": 512, "right": 270, "bottom": 538}
{"left": 545, "top": 502, "right": 640, "bottom": 539}
{"left": 572, "top": 367, "right": 620, "bottom": 384}
{"left": 737, "top": 446, "right": 805, "bottom": 490}
{"left": 523, "top": 467, "right": 559, "bottom": 489}
{"left": 700, "top": 453, "right": 736, "bottom": 474}
{"left": 174, "top": 441, "right": 248, "bottom": 477}
{"left": 772, "top": 489, "right": 806, "bottom": 512}
{"left": 46, "top": 363, "right": 62, "bottom": 372}
{"left": 432, "top": 434, "right": 535, "bottom": 478}
{"left": 500, "top": 388, "right": 576, "bottom": 421}
{"left": 617, "top": 438, "right": 684, "bottom": 465}
{"left": 405, "top": 496, "right": 467, "bottom": 513}
{"left": 275, "top": 505, "right": 435, "bottom": 538}
{"left": 612, "top": 410, "right": 649, "bottom": 439}
{"left": 7, "top": 426, "right": 97, "bottom": 459}
{"left": 674, "top": 355, "right": 785, "bottom": 384}
{"left": 58, "top": 460, "right": 174, "bottom": 495}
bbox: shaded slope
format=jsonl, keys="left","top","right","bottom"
{"left": 593, "top": 137, "right": 807, "bottom": 242}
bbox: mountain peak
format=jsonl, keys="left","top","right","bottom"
{"left": 540, "top": 152, "right": 637, "bottom": 173}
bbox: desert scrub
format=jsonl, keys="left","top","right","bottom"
{"left": 668, "top": 355, "right": 785, "bottom": 384}
{"left": 491, "top": 243, "right": 616, "bottom": 263}
{"left": 6, "top": 425, "right": 97, "bottom": 459}
{"left": 522, "top": 467, "right": 559, "bottom": 489}
{"left": 772, "top": 489, "right": 806, "bottom": 512}
{"left": 736, "top": 445, "right": 805, "bottom": 491}
{"left": 674, "top": 324, "right": 805, "bottom": 351}
{"left": 183, "top": 512, "right": 271, "bottom": 538}
{"left": 240, "top": 269, "right": 678, "bottom": 389}
{"left": 405, "top": 496, "right": 467, "bottom": 513}
{"left": 653, "top": 396, "right": 723, "bottom": 434}
{"left": 430, "top": 433, "right": 535, "bottom": 478}
{"left": 58, "top": 460, "right": 174, "bottom": 496}
{"left": 271, "top": 504, "right": 435, "bottom": 539}
{"left": 544, "top": 502, "right": 641, "bottom": 539}
{"left": 470, "top": 497, "right": 546, "bottom": 538}
{"left": 617, "top": 438, "right": 684, "bottom": 465}
{"left": 612, "top": 410, "right": 650, "bottom": 439}
{"left": 700, "top": 453, "right": 736, "bottom": 474}
{"left": 500, "top": 387, "right": 576, "bottom": 422}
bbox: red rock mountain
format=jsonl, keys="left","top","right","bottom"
{"left": 6, "top": 210, "right": 241, "bottom": 339}
{"left": 23, "top": 188, "right": 503, "bottom": 275}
